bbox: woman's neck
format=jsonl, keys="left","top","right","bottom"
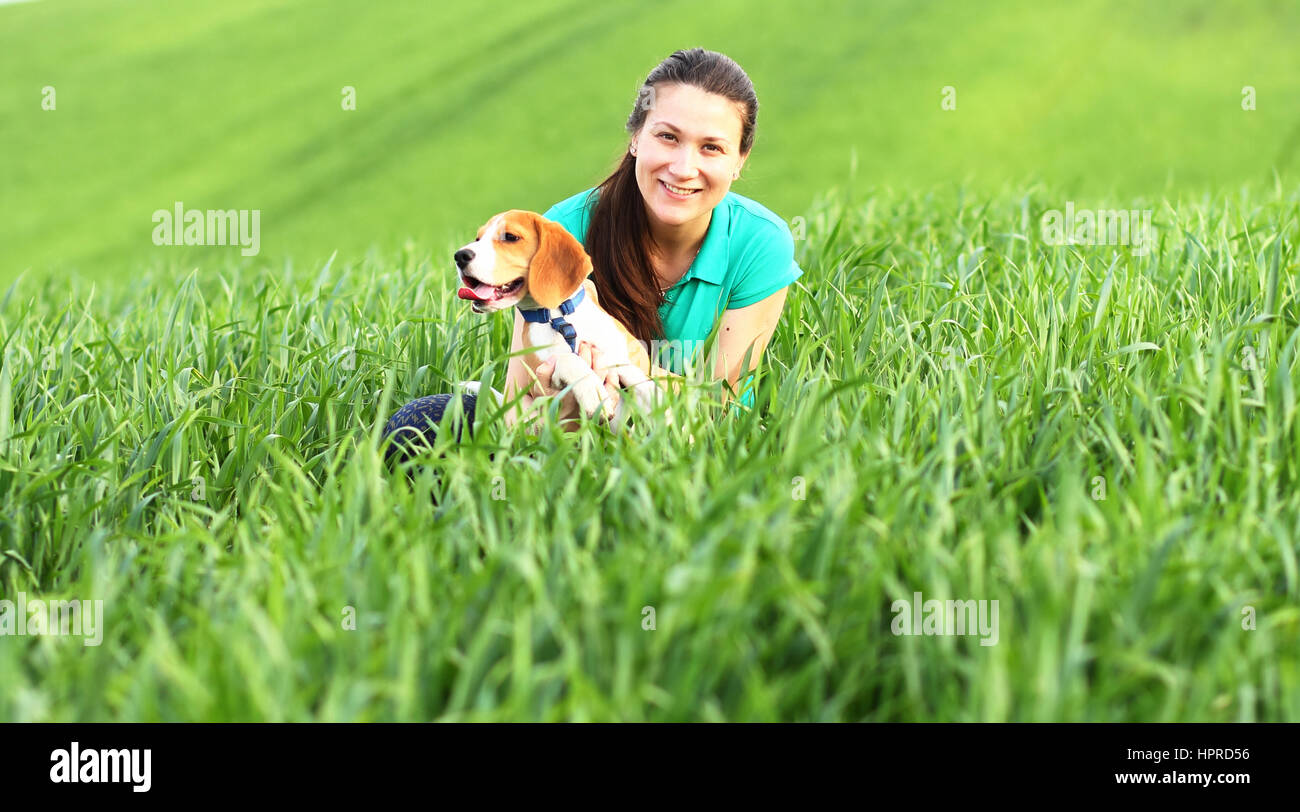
{"left": 648, "top": 209, "right": 711, "bottom": 263}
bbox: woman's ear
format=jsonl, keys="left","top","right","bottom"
{"left": 527, "top": 213, "right": 593, "bottom": 310}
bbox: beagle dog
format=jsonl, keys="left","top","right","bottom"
{"left": 453, "top": 210, "right": 667, "bottom": 426}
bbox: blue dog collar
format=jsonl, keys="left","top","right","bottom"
{"left": 519, "top": 287, "right": 586, "bottom": 353}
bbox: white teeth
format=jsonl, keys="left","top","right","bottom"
{"left": 663, "top": 181, "right": 699, "bottom": 195}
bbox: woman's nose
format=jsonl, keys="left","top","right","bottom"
{"left": 671, "top": 152, "right": 698, "bottom": 178}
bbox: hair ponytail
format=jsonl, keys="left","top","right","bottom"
{"left": 586, "top": 152, "right": 665, "bottom": 342}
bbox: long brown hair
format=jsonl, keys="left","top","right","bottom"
{"left": 585, "top": 48, "right": 759, "bottom": 342}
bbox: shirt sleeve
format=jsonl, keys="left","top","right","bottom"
{"left": 726, "top": 219, "right": 803, "bottom": 309}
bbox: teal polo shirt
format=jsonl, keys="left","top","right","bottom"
{"left": 542, "top": 187, "right": 803, "bottom": 407}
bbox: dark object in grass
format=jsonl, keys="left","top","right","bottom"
{"left": 382, "top": 392, "right": 478, "bottom": 465}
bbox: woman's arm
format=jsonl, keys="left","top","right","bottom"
{"left": 614, "top": 288, "right": 788, "bottom": 406}
{"left": 711, "top": 287, "right": 790, "bottom": 402}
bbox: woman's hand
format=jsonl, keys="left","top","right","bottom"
{"left": 531, "top": 341, "right": 622, "bottom": 424}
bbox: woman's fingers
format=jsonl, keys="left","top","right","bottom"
{"left": 532, "top": 359, "right": 554, "bottom": 396}
{"left": 581, "top": 342, "right": 621, "bottom": 386}
{"left": 580, "top": 341, "right": 613, "bottom": 375}
{"left": 589, "top": 344, "right": 610, "bottom": 376}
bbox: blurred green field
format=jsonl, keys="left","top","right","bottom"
{"left": 3, "top": 0, "right": 1299, "bottom": 284}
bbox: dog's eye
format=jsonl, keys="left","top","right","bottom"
{"left": 501, "top": 232, "right": 520, "bottom": 243}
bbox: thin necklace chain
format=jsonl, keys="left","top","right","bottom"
{"left": 652, "top": 231, "right": 704, "bottom": 292}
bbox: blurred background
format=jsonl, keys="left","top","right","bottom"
{"left": 2, "top": 0, "right": 1298, "bottom": 285}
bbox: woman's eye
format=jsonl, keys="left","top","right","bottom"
{"left": 658, "top": 132, "right": 675, "bottom": 141}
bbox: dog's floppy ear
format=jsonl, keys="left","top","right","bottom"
{"left": 526, "top": 212, "right": 592, "bottom": 310}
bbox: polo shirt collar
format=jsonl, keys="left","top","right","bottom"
{"left": 680, "top": 195, "right": 730, "bottom": 286}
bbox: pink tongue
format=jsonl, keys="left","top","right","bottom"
{"left": 458, "top": 284, "right": 499, "bottom": 302}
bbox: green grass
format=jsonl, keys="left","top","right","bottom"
{"left": 3, "top": 0, "right": 1299, "bottom": 285}
{"left": 1, "top": 184, "right": 1296, "bottom": 721}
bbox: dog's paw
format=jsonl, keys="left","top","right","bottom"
{"left": 614, "top": 365, "right": 664, "bottom": 413}
{"left": 577, "top": 376, "right": 616, "bottom": 421}
{"left": 549, "top": 352, "right": 590, "bottom": 390}
{"left": 552, "top": 353, "right": 616, "bottom": 422}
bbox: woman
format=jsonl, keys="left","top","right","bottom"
{"left": 385, "top": 48, "right": 802, "bottom": 458}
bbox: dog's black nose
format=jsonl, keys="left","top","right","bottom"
{"left": 454, "top": 248, "right": 475, "bottom": 270}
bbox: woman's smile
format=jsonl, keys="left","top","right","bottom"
{"left": 660, "top": 179, "right": 702, "bottom": 199}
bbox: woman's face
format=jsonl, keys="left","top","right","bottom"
{"left": 630, "top": 83, "right": 748, "bottom": 236}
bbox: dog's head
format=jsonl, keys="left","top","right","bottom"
{"left": 453, "top": 210, "right": 592, "bottom": 314}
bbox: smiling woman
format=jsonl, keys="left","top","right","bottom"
{"left": 525, "top": 49, "right": 802, "bottom": 418}
{"left": 384, "top": 48, "right": 802, "bottom": 461}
